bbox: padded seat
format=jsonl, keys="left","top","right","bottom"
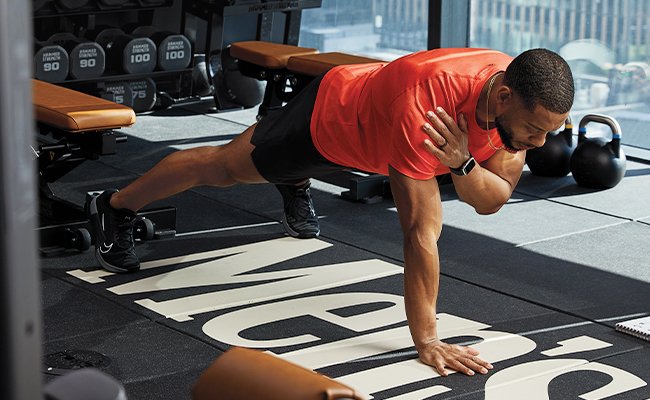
{"left": 230, "top": 41, "right": 318, "bottom": 69}
{"left": 287, "top": 52, "right": 384, "bottom": 76}
{"left": 192, "top": 347, "right": 367, "bottom": 400}
{"left": 33, "top": 79, "right": 135, "bottom": 133}
{"left": 229, "top": 41, "right": 386, "bottom": 119}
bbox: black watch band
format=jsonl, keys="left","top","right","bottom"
{"left": 449, "top": 155, "right": 476, "bottom": 176}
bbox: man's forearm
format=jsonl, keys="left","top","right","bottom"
{"left": 451, "top": 162, "right": 514, "bottom": 214}
{"left": 403, "top": 233, "right": 440, "bottom": 350}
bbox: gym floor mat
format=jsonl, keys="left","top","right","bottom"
{"left": 516, "top": 161, "right": 650, "bottom": 221}
{"left": 41, "top": 274, "right": 145, "bottom": 342}
{"left": 39, "top": 106, "right": 649, "bottom": 399}
{"left": 42, "top": 319, "right": 221, "bottom": 400}
{"left": 42, "top": 231, "right": 649, "bottom": 399}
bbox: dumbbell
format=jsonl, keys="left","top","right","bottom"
{"left": 89, "top": 27, "right": 157, "bottom": 75}
{"left": 55, "top": 0, "right": 89, "bottom": 10}
{"left": 128, "top": 78, "right": 157, "bottom": 112}
{"left": 34, "top": 0, "right": 53, "bottom": 12}
{"left": 96, "top": 0, "right": 128, "bottom": 7}
{"left": 137, "top": 0, "right": 167, "bottom": 5}
{"left": 34, "top": 39, "right": 69, "bottom": 83}
{"left": 192, "top": 54, "right": 214, "bottom": 96}
{"left": 97, "top": 81, "right": 134, "bottom": 107}
{"left": 131, "top": 26, "right": 192, "bottom": 71}
{"left": 48, "top": 33, "right": 105, "bottom": 80}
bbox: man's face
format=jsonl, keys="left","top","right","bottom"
{"left": 494, "top": 91, "right": 569, "bottom": 153}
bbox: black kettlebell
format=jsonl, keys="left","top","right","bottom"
{"left": 569, "top": 114, "right": 626, "bottom": 189}
{"left": 526, "top": 116, "right": 574, "bottom": 177}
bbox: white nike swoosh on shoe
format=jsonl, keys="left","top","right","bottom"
{"left": 99, "top": 242, "right": 113, "bottom": 254}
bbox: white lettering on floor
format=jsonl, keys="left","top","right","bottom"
{"left": 67, "top": 237, "right": 648, "bottom": 398}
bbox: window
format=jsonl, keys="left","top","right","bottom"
{"left": 299, "top": 0, "right": 429, "bottom": 61}
{"left": 470, "top": 0, "right": 650, "bottom": 150}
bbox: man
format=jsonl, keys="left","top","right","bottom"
{"left": 86, "top": 47, "right": 574, "bottom": 376}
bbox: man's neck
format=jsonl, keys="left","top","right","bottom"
{"left": 476, "top": 73, "right": 503, "bottom": 130}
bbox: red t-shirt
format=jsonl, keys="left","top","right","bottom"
{"left": 310, "top": 48, "right": 513, "bottom": 180}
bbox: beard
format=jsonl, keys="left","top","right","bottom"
{"left": 494, "top": 117, "right": 521, "bottom": 153}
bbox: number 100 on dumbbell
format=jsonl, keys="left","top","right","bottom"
{"left": 89, "top": 27, "right": 157, "bottom": 74}
{"left": 132, "top": 26, "right": 192, "bottom": 71}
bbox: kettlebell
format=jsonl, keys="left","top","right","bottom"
{"left": 569, "top": 114, "right": 626, "bottom": 189}
{"left": 526, "top": 116, "right": 574, "bottom": 177}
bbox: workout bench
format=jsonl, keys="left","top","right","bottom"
{"left": 192, "top": 347, "right": 367, "bottom": 400}
{"left": 33, "top": 79, "right": 176, "bottom": 254}
{"left": 231, "top": 41, "right": 393, "bottom": 203}
{"left": 230, "top": 41, "right": 383, "bottom": 118}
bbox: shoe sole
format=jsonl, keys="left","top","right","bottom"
{"left": 87, "top": 194, "right": 139, "bottom": 274}
{"left": 282, "top": 218, "right": 320, "bottom": 239}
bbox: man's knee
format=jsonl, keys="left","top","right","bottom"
{"left": 189, "top": 146, "right": 237, "bottom": 186}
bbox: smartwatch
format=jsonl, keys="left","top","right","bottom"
{"left": 450, "top": 155, "right": 476, "bottom": 176}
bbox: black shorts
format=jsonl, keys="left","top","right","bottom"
{"left": 250, "top": 74, "right": 344, "bottom": 185}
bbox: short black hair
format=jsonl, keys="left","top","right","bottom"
{"left": 503, "top": 48, "right": 574, "bottom": 114}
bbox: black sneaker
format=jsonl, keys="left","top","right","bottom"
{"left": 86, "top": 189, "right": 140, "bottom": 273}
{"left": 276, "top": 181, "right": 320, "bottom": 238}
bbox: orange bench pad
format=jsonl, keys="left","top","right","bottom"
{"left": 287, "top": 52, "right": 384, "bottom": 76}
{"left": 33, "top": 79, "right": 136, "bottom": 133}
{"left": 230, "top": 41, "right": 318, "bottom": 69}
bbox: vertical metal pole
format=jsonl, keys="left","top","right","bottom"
{"left": 285, "top": 10, "right": 303, "bottom": 45}
{"left": 0, "top": 0, "right": 42, "bottom": 399}
{"left": 428, "top": 0, "right": 470, "bottom": 49}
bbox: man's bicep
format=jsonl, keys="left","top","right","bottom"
{"left": 481, "top": 150, "right": 526, "bottom": 191}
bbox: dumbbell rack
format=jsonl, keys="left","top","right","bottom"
{"left": 33, "top": 0, "right": 200, "bottom": 113}
{"left": 180, "top": 0, "right": 323, "bottom": 111}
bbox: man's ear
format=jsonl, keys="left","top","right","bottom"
{"left": 497, "top": 86, "right": 512, "bottom": 105}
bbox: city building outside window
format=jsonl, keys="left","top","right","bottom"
{"left": 469, "top": 0, "right": 649, "bottom": 150}
{"left": 299, "top": 0, "right": 428, "bottom": 60}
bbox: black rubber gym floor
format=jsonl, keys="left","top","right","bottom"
{"left": 40, "top": 104, "right": 650, "bottom": 399}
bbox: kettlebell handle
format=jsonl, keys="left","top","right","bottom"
{"left": 561, "top": 116, "right": 573, "bottom": 146}
{"left": 578, "top": 113, "right": 622, "bottom": 156}
{"left": 578, "top": 114, "right": 622, "bottom": 139}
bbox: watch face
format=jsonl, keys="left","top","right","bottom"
{"left": 451, "top": 157, "right": 476, "bottom": 176}
{"left": 464, "top": 157, "right": 476, "bottom": 174}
